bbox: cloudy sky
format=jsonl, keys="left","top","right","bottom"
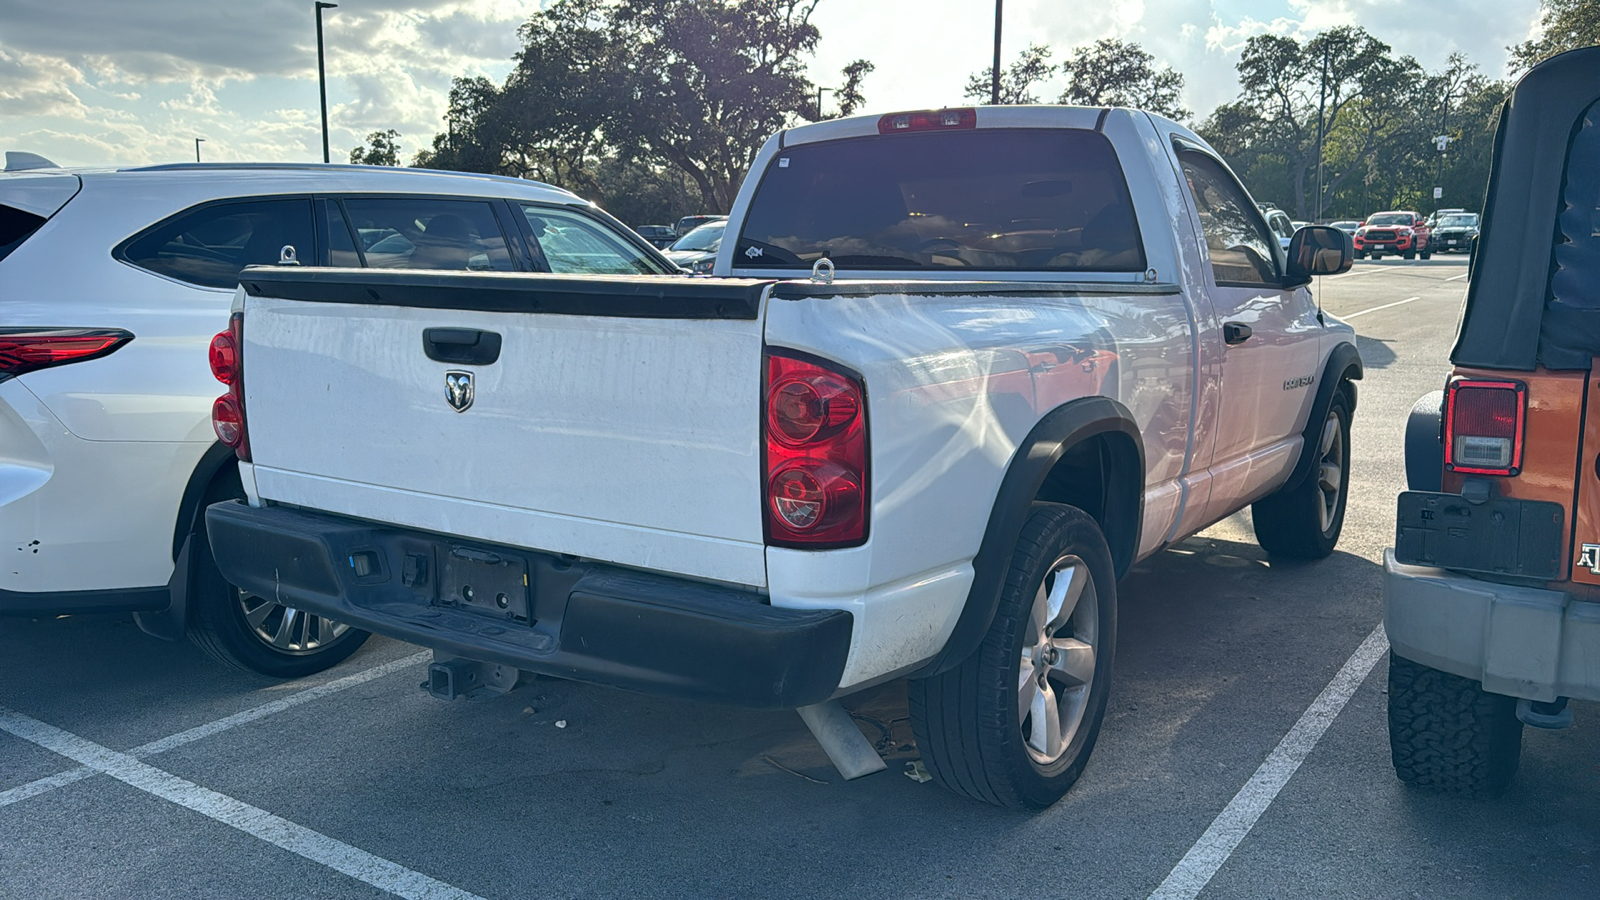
{"left": 1, "top": 0, "right": 1544, "bottom": 167}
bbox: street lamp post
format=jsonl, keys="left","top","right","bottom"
{"left": 816, "top": 86, "right": 833, "bottom": 119}
{"left": 315, "top": 2, "right": 338, "bottom": 164}
{"left": 194, "top": 138, "right": 205, "bottom": 163}
{"left": 991, "top": 0, "right": 1003, "bottom": 105}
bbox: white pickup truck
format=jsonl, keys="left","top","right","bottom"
{"left": 206, "top": 106, "right": 1360, "bottom": 809}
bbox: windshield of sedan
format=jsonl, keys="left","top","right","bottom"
{"left": 1365, "top": 213, "right": 1413, "bottom": 227}
{"left": 670, "top": 221, "right": 725, "bottom": 252}
{"left": 735, "top": 128, "right": 1145, "bottom": 272}
{"left": 1437, "top": 215, "right": 1479, "bottom": 228}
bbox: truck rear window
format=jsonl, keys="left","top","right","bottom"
{"left": 0, "top": 204, "right": 46, "bottom": 263}
{"left": 735, "top": 129, "right": 1145, "bottom": 272}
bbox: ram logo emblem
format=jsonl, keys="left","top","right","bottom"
{"left": 445, "top": 371, "right": 474, "bottom": 413}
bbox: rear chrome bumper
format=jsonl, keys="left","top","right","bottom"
{"left": 206, "top": 500, "right": 853, "bottom": 708}
{"left": 1384, "top": 549, "right": 1600, "bottom": 702}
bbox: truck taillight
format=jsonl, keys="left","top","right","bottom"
{"left": 763, "top": 351, "right": 868, "bottom": 547}
{"left": 210, "top": 312, "right": 250, "bottom": 461}
{"left": 1444, "top": 378, "right": 1524, "bottom": 476}
{"left": 0, "top": 328, "right": 133, "bottom": 379}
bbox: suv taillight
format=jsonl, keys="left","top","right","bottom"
{"left": 763, "top": 351, "right": 868, "bottom": 547}
{"left": 1444, "top": 378, "right": 1524, "bottom": 476}
{"left": 209, "top": 313, "right": 250, "bottom": 461}
{"left": 0, "top": 328, "right": 133, "bottom": 379}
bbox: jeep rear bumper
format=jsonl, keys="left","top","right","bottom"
{"left": 1384, "top": 549, "right": 1600, "bottom": 702}
{"left": 205, "top": 501, "right": 853, "bottom": 708}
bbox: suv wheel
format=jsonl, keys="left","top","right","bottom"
{"left": 186, "top": 482, "right": 370, "bottom": 677}
{"left": 1388, "top": 654, "right": 1521, "bottom": 796}
{"left": 1251, "top": 388, "right": 1351, "bottom": 559}
{"left": 908, "top": 504, "right": 1116, "bottom": 809}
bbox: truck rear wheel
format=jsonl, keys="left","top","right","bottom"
{"left": 1388, "top": 654, "right": 1521, "bottom": 797}
{"left": 1252, "top": 389, "right": 1351, "bottom": 559}
{"left": 908, "top": 504, "right": 1116, "bottom": 809}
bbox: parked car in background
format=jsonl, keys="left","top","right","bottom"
{"left": 0, "top": 161, "right": 673, "bottom": 677}
{"left": 1262, "top": 207, "right": 1296, "bottom": 250}
{"left": 633, "top": 224, "right": 677, "bottom": 248}
{"left": 1291, "top": 220, "right": 1312, "bottom": 231}
{"left": 1429, "top": 212, "right": 1480, "bottom": 253}
{"left": 1329, "top": 220, "right": 1362, "bottom": 234}
{"left": 1355, "top": 211, "right": 1431, "bottom": 260}
{"left": 662, "top": 218, "right": 726, "bottom": 273}
{"left": 208, "top": 104, "right": 1360, "bottom": 810}
{"left": 675, "top": 214, "right": 722, "bottom": 236}
{"left": 1387, "top": 46, "right": 1600, "bottom": 797}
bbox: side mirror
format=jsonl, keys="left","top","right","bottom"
{"left": 1285, "top": 225, "right": 1354, "bottom": 286}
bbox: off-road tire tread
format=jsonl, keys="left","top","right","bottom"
{"left": 1387, "top": 654, "right": 1521, "bottom": 797}
{"left": 908, "top": 504, "right": 1115, "bottom": 809}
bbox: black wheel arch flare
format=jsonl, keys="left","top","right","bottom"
{"left": 919, "top": 396, "right": 1144, "bottom": 677}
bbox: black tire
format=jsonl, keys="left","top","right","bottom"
{"left": 1403, "top": 250, "right": 1416, "bottom": 260}
{"left": 1252, "top": 388, "right": 1351, "bottom": 560}
{"left": 1420, "top": 249, "right": 1432, "bottom": 259}
{"left": 1388, "top": 654, "right": 1522, "bottom": 797}
{"left": 187, "top": 477, "right": 369, "bottom": 678}
{"left": 1355, "top": 250, "right": 1367, "bottom": 259}
{"left": 908, "top": 504, "right": 1117, "bottom": 809}
{"left": 1372, "top": 253, "right": 1382, "bottom": 260}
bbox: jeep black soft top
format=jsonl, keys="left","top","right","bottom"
{"left": 1453, "top": 45, "right": 1600, "bottom": 372}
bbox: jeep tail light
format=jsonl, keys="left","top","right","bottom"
{"left": 0, "top": 328, "right": 133, "bottom": 379}
{"left": 1444, "top": 378, "right": 1524, "bottom": 476}
{"left": 878, "top": 108, "right": 977, "bottom": 134}
{"left": 764, "top": 351, "right": 868, "bottom": 547}
{"left": 209, "top": 313, "right": 250, "bottom": 461}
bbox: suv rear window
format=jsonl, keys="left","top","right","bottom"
{"left": 0, "top": 204, "right": 47, "bottom": 263}
{"left": 735, "top": 129, "right": 1145, "bottom": 272}
{"left": 1541, "top": 97, "right": 1600, "bottom": 369}
{"left": 118, "top": 198, "right": 314, "bottom": 289}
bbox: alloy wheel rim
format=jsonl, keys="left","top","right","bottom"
{"left": 238, "top": 591, "right": 350, "bottom": 654}
{"left": 1017, "top": 554, "right": 1098, "bottom": 765}
{"left": 1316, "top": 411, "right": 1344, "bottom": 534}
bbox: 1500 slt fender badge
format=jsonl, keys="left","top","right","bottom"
{"left": 1284, "top": 374, "right": 1316, "bottom": 391}
{"left": 1577, "top": 543, "right": 1600, "bottom": 574}
{"left": 445, "top": 371, "right": 474, "bottom": 412}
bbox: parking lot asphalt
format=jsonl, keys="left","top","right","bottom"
{"left": 2, "top": 255, "right": 1596, "bottom": 900}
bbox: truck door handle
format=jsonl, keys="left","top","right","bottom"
{"left": 423, "top": 328, "right": 501, "bottom": 366}
{"left": 1223, "top": 322, "right": 1253, "bottom": 345}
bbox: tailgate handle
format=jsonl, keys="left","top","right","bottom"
{"left": 423, "top": 328, "right": 501, "bottom": 366}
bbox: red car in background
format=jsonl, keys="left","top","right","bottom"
{"left": 1354, "top": 211, "right": 1431, "bottom": 260}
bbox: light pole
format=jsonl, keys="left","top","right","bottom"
{"left": 315, "top": 2, "right": 338, "bottom": 164}
{"left": 194, "top": 138, "right": 205, "bottom": 163}
{"left": 816, "top": 86, "right": 833, "bottom": 119}
{"left": 991, "top": 0, "right": 1003, "bottom": 104}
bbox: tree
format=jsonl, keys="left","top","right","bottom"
{"left": 963, "top": 44, "right": 1057, "bottom": 104}
{"left": 1058, "top": 39, "right": 1189, "bottom": 119}
{"left": 1199, "top": 27, "right": 1398, "bottom": 219}
{"left": 349, "top": 129, "right": 401, "bottom": 166}
{"left": 1511, "top": 0, "right": 1600, "bottom": 71}
{"left": 833, "top": 59, "right": 875, "bottom": 117}
{"left": 416, "top": 0, "right": 862, "bottom": 215}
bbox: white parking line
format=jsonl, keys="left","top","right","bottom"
{"left": 1147, "top": 624, "right": 1389, "bottom": 900}
{"left": 1447, "top": 273, "right": 1468, "bottom": 282}
{"left": 0, "top": 650, "right": 429, "bottom": 809}
{"left": 0, "top": 705, "right": 485, "bottom": 900}
{"left": 1343, "top": 297, "right": 1420, "bottom": 319}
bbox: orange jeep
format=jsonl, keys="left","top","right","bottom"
{"left": 1387, "top": 46, "right": 1600, "bottom": 796}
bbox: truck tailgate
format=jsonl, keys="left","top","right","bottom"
{"left": 236, "top": 269, "right": 772, "bottom": 587}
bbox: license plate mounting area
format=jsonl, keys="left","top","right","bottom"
{"left": 438, "top": 545, "right": 532, "bottom": 623}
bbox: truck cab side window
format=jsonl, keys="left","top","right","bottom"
{"left": 1178, "top": 152, "right": 1280, "bottom": 287}
{"left": 118, "top": 198, "right": 315, "bottom": 289}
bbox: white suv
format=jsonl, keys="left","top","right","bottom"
{"left": 0, "top": 160, "right": 675, "bottom": 676}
